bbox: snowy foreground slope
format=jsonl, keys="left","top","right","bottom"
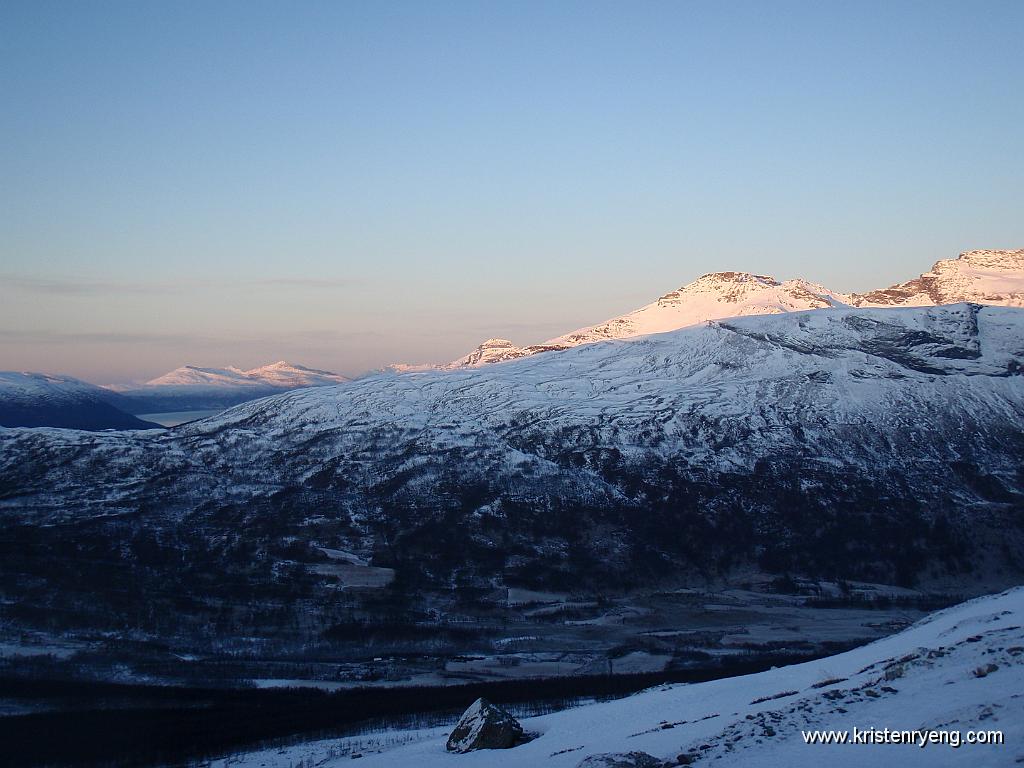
{"left": 218, "top": 588, "right": 1024, "bottom": 768}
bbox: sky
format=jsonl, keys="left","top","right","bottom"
{"left": 2, "top": 0, "right": 1023, "bottom": 383}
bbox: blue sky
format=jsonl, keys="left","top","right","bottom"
{"left": 2, "top": 1, "right": 1022, "bottom": 381}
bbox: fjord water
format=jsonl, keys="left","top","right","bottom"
{"left": 135, "top": 409, "right": 224, "bottom": 427}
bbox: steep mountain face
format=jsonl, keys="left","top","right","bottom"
{"left": 440, "top": 250, "right": 1023, "bottom": 369}
{"left": 853, "top": 249, "right": 1024, "bottom": 307}
{"left": 0, "top": 372, "right": 159, "bottom": 430}
{"left": 1, "top": 305, "right": 1022, "bottom": 644}
{"left": 111, "top": 360, "right": 350, "bottom": 413}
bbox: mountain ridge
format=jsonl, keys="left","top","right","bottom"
{"left": 141, "top": 360, "right": 349, "bottom": 389}
{"left": 422, "top": 249, "right": 1023, "bottom": 370}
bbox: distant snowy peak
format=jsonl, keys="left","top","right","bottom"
{"left": 440, "top": 251, "right": 1024, "bottom": 369}
{"left": 244, "top": 361, "right": 349, "bottom": 388}
{"left": 853, "top": 249, "right": 1024, "bottom": 307}
{"left": 145, "top": 366, "right": 255, "bottom": 388}
{"left": 144, "top": 361, "right": 348, "bottom": 390}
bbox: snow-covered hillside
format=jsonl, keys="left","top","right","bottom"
{"left": 1, "top": 303, "right": 1023, "bottom": 714}
{"left": 437, "top": 249, "right": 1023, "bottom": 369}
{"left": 223, "top": 587, "right": 1024, "bottom": 767}
{"left": 0, "top": 372, "right": 158, "bottom": 430}
{"left": 2, "top": 303, "right": 1022, "bottom": 586}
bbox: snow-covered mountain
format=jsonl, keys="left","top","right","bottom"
{"left": 230, "top": 587, "right": 1024, "bottom": 768}
{"left": 2, "top": 303, "right": 1022, "bottom": 591}
{"left": 853, "top": 249, "right": 1024, "bottom": 307}
{"left": 0, "top": 372, "right": 159, "bottom": 430}
{"left": 245, "top": 361, "right": 350, "bottom": 388}
{"left": 546, "top": 272, "right": 849, "bottom": 349}
{"left": 143, "top": 365, "right": 258, "bottom": 389}
{"left": 436, "top": 249, "right": 1023, "bottom": 369}
{"left": 416, "top": 273, "right": 848, "bottom": 370}
{"left": 142, "top": 360, "right": 349, "bottom": 390}
{"left": 112, "top": 360, "right": 350, "bottom": 412}
{"left": 1, "top": 302, "right": 1023, "bottom": 711}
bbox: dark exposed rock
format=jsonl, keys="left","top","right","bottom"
{"left": 445, "top": 697, "right": 524, "bottom": 753}
{"left": 576, "top": 752, "right": 668, "bottom": 768}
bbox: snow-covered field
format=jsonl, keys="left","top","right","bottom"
{"left": 212, "top": 588, "right": 1024, "bottom": 767}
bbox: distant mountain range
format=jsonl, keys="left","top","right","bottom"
{"left": 108, "top": 361, "right": 350, "bottom": 414}
{"left": 3, "top": 249, "right": 1022, "bottom": 428}
{"left": 396, "top": 249, "right": 1024, "bottom": 370}
{"left": 0, "top": 362, "right": 350, "bottom": 429}
{"left": 140, "top": 360, "right": 349, "bottom": 390}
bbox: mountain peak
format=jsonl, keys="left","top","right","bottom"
{"left": 478, "top": 338, "right": 516, "bottom": 347}
{"left": 657, "top": 272, "right": 786, "bottom": 306}
{"left": 536, "top": 271, "right": 845, "bottom": 356}
{"left": 245, "top": 361, "right": 348, "bottom": 386}
{"left": 853, "top": 248, "right": 1024, "bottom": 307}
{"left": 690, "top": 270, "right": 779, "bottom": 286}
{"left": 955, "top": 248, "right": 1024, "bottom": 269}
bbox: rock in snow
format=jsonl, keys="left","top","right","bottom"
{"left": 575, "top": 752, "right": 668, "bottom": 768}
{"left": 446, "top": 698, "right": 525, "bottom": 752}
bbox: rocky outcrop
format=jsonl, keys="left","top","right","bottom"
{"left": 445, "top": 697, "right": 524, "bottom": 752}
{"left": 576, "top": 752, "right": 668, "bottom": 768}
{"left": 447, "top": 339, "right": 532, "bottom": 368}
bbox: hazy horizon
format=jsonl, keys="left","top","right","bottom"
{"left": 3, "top": 1, "right": 1023, "bottom": 381}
